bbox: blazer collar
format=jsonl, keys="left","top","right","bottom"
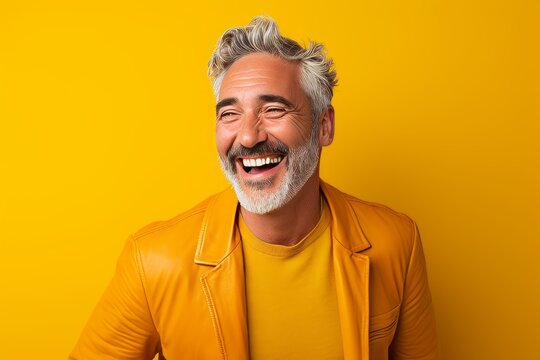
{"left": 194, "top": 187, "right": 239, "bottom": 266}
{"left": 194, "top": 180, "right": 371, "bottom": 265}
{"left": 320, "top": 181, "right": 371, "bottom": 253}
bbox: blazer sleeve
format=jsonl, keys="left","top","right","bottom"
{"left": 69, "top": 237, "right": 160, "bottom": 360}
{"left": 389, "top": 223, "right": 439, "bottom": 360}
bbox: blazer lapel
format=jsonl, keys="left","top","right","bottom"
{"left": 200, "top": 238, "right": 248, "bottom": 360}
{"left": 333, "top": 243, "right": 370, "bottom": 359}
{"left": 322, "top": 181, "right": 371, "bottom": 360}
{"left": 195, "top": 188, "right": 249, "bottom": 360}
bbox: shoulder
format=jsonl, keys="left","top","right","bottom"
{"left": 127, "top": 190, "right": 225, "bottom": 266}
{"left": 324, "top": 182, "right": 418, "bottom": 255}
{"left": 325, "top": 182, "right": 415, "bottom": 230}
{"left": 344, "top": 191, "right": 415, "bottom": 234}
{"left": 133, "top": 196, "right": 211, "bottom": 240}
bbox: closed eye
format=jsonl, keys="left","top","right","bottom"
{"left": 264, "top": 107, "right": 287, "bottom": 118}
{"left": 218, "top": 111, "right": 239, "bottom": 122}
{"left": 267, "top": 107, "right": 285, "bottom": 112}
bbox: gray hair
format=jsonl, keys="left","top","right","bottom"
{"left": 208, "top": 16, "right": 337, "bottom": 122}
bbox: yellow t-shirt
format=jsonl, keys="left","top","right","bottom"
{"left": 239, "top": 201, "right": 344, "bottom": 360}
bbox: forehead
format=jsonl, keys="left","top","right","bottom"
{"left": 218, "top": 52, "right": 303, "bottom": 102}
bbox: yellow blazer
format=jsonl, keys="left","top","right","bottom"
{"left": 70, "top": 181, "right": 438, "bottom": 360}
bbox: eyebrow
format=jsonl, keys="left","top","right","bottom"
{"left": 215, "top": 94, "right": 294, "bottom": 115}
{"left": 216, "top": 98, "right": 237, "bottom": 115}
{"left": 259, "top": 94, "right": 294, "bottom": 108}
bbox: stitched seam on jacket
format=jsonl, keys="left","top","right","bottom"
{"left": 195, "top": 193, "right": 220, "bottom": 262}
{"left": 200, "top": 275, "right": 227, "bottom": 360}
{"left": 347, "top": 197, "right": 412, "bottom": 221}
{"left": 132, "top": 207, "right": 207, "bottom": 240}
{"left": 402, "top": 219, "right": 418, "bottom": 300}
{"left": 131, "top": 236, "right": 160, "bottom": 346}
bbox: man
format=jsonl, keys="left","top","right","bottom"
{"left": 71, "top": 16, "right": 438, "bottom": 360}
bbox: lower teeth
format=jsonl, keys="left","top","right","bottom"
{"left": 243, "top": 163, "right": 279, "bottom": 173}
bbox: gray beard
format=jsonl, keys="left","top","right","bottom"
{"left": 218, "top": 131, "right": 320, "bottom": 215}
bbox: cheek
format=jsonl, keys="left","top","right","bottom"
{"left": 215, "top": 125, "right": 235, "bottom": 156}
{"left": 266, "top": 121, "right": 311, "bottom": 145}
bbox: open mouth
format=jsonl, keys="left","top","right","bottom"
{"left": 239, "top": 155, "right": 284, "bottom": 174}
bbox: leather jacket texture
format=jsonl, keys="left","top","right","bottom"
{"left": 70, "top": 181, "right": 438, "bottom": 360}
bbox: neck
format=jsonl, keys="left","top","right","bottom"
{"left": 240, "top": 174, "right": 322, "bottom": 246}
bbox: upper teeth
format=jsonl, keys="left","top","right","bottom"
{"left": 242, "top": 156, "right": 282, "bottom": 167}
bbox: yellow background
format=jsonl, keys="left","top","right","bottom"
{"left": 1, "top": 0, "right": 538, "bottom": 359}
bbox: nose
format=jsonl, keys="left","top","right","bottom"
{"left": 237, "top": 111, "right": 267, "bottom": 148}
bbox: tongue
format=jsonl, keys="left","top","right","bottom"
{"left": 249, "top": 163, "right": 276, "bottom": 175}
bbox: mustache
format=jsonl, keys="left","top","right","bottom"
{"left": 227, "top": 141, "right": 289, "bottom": 164}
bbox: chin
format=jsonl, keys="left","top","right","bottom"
{"left": 234, "top": 180, "right": 291, "bottom": 215}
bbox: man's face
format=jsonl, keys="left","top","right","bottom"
{"left": 216, "top": 52, "right": 320, "bottom": 214}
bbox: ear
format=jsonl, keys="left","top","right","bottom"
{"left": 318, "top": 105, "right": 335, "bottom": 147}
